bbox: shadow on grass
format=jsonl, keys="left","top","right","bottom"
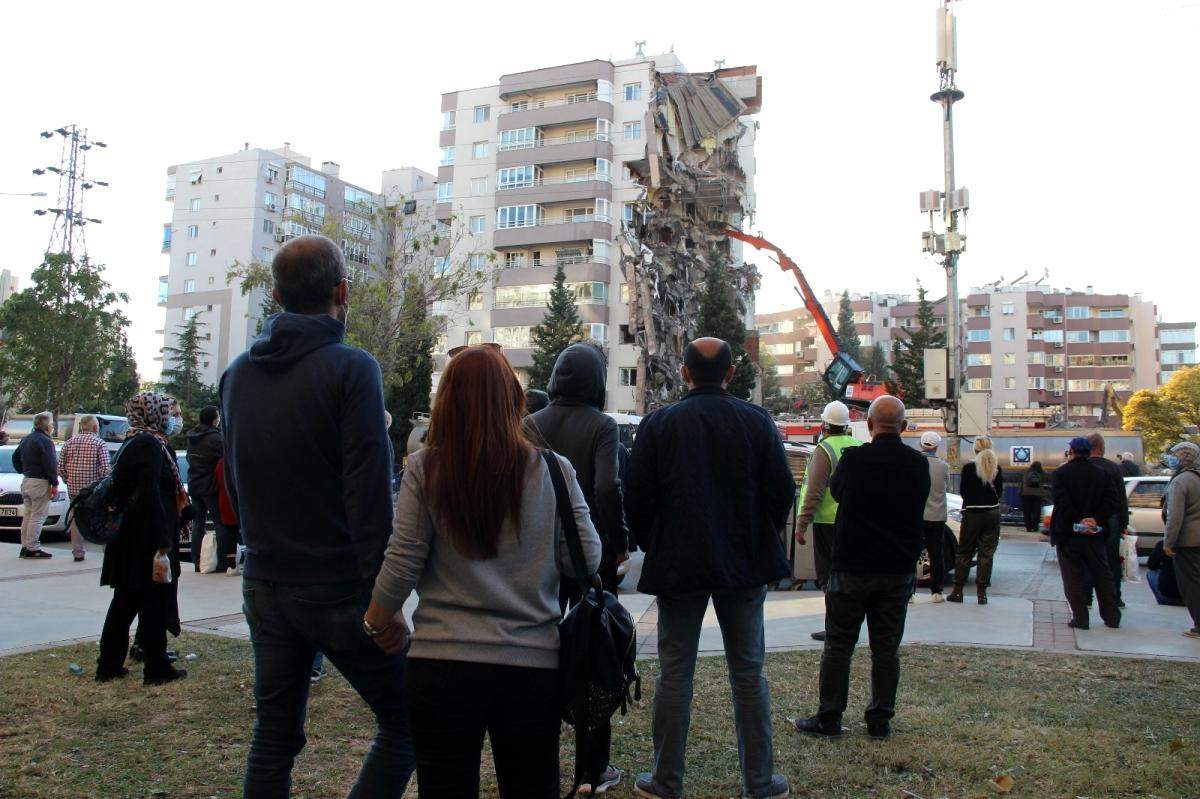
{"left": 1, "top": 633, "right": 1198, "bottom": 798}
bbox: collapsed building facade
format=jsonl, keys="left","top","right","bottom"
{"left": 620, "top": 65, "right": 763, "bottom": 414}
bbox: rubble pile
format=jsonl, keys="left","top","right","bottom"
{"left": 619, "top": 69, "right": 761, "bottom": 414}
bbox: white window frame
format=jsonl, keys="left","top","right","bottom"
{"left": 189, "top": 198, "right": 201, "bottom": 212}
{"left": 470, "top": 177, "right": 487, "bottom": 196}
{"left": 469, "top": 215, "right": 486, "bottom": 234}
{"left": 473, "top": 105, "right": 490, "bottom": 123}
{"left": 624, "top": 82, "right": 642, "bottom": 101}
{"left": 496, "top": 204, "right": 538, "bottom": 229}
{"left": 499, "top": 127, "right": 539, "bottom": 151}
{"left": 440, "top": 146, "right": 456, "bottom": 166}
{"left": 441, "top": 111, "right": 455, "bottom": 131}
{"left": 436, "top": 182, "right": 453, "bottom": 202}
{"left": 623, "top": 121, "right": 643, "bottom": 140}
{"left": 184, "top": 279, "right": 196, "bottom": 293}
{"left": 187, "top": 224, "right": 199, "bottom": 238}
{"left": 498, "top": 166, "right": 536, "bottom": 190}
{"left": 186, "top": 251, "right": 197, "bottom": 266}
{"left": 472, "top": 141, "right": 489, "bottom": 159}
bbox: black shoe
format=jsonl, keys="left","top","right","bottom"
{"left": 144, "top": 667, "right": 187, "bottom": 686}
{"left": 1067, "top": 618, "right": 1090, "bottom": 630}
{"left": 792, "top": 715, "right": 844, "bottom": 738}
{"left": 18, "top": 548, "right": 52, "bottom": 559}
{"left": 73, "top": 555, "right": 85, "bottom": 562}
{"left": 129, "top": 644, "right": 143, "bottom": 663}
{"left": 1117, "top": 600, "right": 1126, "bottom": 609}
{"left": 810, "top": 631, "right": 827, "bottom": 642}
{"left": 95, "top": 666, "right": 129, "bottom": 683}
{"left": 867, "top": 722, "right": 892, "bottom": 740}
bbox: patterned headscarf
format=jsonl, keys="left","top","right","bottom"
{"left": 124, "top": 391, "right": 183, "bottom": 493}
{"left": 1171, "top": 441, "right": 1200, "bottom": 473}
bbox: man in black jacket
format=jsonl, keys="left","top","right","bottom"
{"left": 627, "top": 338, "right": 792, "bottom": 799}
{"left": 527, "top": 342, "right": 628, "bottom": 794}
{"left": 794, "top": 395, "right": 929, "bottom": 741}
{"left": 1085, "top": 432, "right": 1129, "bottom": 608}
{"left": 185, "top": 406, "right": 234, "bottom": 572}
{"left": 1051, "top": 437, "right": 1122, "bottom": 630}
{"left": 220, "top": 235, "right": 412, "bottom": 798}
{"left": 13, "top": 411, "right": 58, "bottom": 559}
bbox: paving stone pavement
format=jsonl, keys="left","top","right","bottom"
{"left": 2, "top": 536, "right": 1197, "bottom": 662}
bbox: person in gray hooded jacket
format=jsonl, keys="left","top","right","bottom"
{"left": 1164, "top": 441, "right": 1200, "bottom": 638}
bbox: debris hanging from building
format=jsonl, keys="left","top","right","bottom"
{"left": 619, "top": 66, "right": 763, "bottom": 414}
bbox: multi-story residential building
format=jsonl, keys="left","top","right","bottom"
{"left": 159, "top": 145, "right": 433, "bottom": 385}
{"left": 1159, "top": 321, "right": 1197, "bottom": 385}
{"left": 754, "top": 308, "right": 822, "bottom": 398}
{"left": 434, "top": 53, "right": 761, "bottom": 412}
{"left": 0, "top": 269, "right": 18, "bottom": 303}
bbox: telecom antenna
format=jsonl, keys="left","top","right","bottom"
{"left": 32, "top": 125, "right": 108, "bottom": 259}
{"left": 634, "top": 40, "right": 646, "bottom": 58}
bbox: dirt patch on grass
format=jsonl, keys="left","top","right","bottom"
{"left": 1, "top": 635, "right": 1198, "bottom": 798}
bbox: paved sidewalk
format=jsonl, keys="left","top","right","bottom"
{"left": 2, "top": 537, "right": 1197, "bottom": 662}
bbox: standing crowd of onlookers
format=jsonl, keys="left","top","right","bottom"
{"left": 7, "top": 232, "right": 1200, "bottom": 798}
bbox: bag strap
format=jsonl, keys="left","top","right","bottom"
{"left": 542, "top": 449, "right": 591, "bottom": 586}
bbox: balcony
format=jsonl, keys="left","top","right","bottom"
{"left": 498, "top": 99, "right": 612, "bottom": 132}
{"left": 497, "top": 134, "right": 613, "bottom": 168}
{"left": 285, "top": 180, "right": 326, "bottom": 200}
{"left": 499, "top": 60, "right": 614, "bottom": 100}
{"left": 497, "top": 176, "right": 612, "bottom": 205}
{"left": 497, "top": 257, "right": 611, "bottom": 287}
{"left": 492, "top": 302, "right": 609, "bottom": 328}
{"left": 494, "top": 215, "right": 612, "bottom": 249}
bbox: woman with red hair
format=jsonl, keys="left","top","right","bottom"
{"left": 365, "top": 344, "right": 601, "bottom": 799}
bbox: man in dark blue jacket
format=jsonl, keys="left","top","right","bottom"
{"left": 220, "top": 235, "right": 412, "bottom": 798}
{"left": 627, "top": 338, "right": 792, "bottom": 799}
{"left": 793, "top": 395, "right": 929, "bottom": 742}
{"left": 13, "top": 411, "right": 58, "bottom": 559}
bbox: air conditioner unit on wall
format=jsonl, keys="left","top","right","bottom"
{"left": 1053, "top": 390, "right": 1064, "bottom": 396}
{"left": 1054, "top": 342, "right": 1063, "bottom": 348}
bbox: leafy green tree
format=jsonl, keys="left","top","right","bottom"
{"left": 160, "top": 312, "right": 216, "bottom": 411}
{"left": 863, "top": 342, "right": 888, "bottom": 379}
{"left": 378, "top": 275, "right": 436, "bottom": 450}
{"left": 528, "top": 264, "right": 581, "bottom": 391}
{"left": 0, "top": 252, "right": 130, "bottom": 416}
{"left": 795, "top": 380, "right": 832, "bottom": 415}
{"left": 889, "top": 282, "right": 945, "bottom": 407}
{"left": 836, "top": 290, "right": 862, "bottom": 365}
{"left": 102, "top": 334, "right": 141, "bottom": 414}
{"left": 696, "top": 250, "right": 755, "bottom": 399}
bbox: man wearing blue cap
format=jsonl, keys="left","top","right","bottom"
{"left": 1049, "top": 437, "right": 1124, "bottom": 629}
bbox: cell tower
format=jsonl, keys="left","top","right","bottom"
{"left": 32, "top": 125, "right": 108, "bottom": 259}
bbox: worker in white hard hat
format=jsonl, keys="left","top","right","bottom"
{"left": 796, "top": 400, "right": 862, "bottom": 639}
{"left": 919, "top": 431, "right": 951, "bottom": 603}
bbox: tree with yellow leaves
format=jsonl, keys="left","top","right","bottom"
{"left": 1123, "top": 366, "right": 1198, "bottom": 459}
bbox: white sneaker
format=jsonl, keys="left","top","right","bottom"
{"left": 931, "top": 592, "right": 945, "bottom": 604}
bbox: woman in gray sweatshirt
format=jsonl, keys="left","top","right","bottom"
{"left": 364, "top": 345, "right": 601, "bottom": 799}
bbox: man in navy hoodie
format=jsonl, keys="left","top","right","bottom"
{"left": 220, "top": 235, "right": 412, "bottom": 798}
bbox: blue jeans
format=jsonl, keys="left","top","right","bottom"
{"left": 242, "top": 578, "right": 414, "bottom": 799}
{"left": 651, "top": 586, "right": 776, "bottom": 799}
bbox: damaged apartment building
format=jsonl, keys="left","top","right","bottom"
{"left": 619, "top": 64, "right": 763, "bottom": 413}
{"left": 433, "top": 52, "right": 760, "bottom": 413}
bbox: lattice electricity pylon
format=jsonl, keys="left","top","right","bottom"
{"left": 31, "top": 125, "right": 108, "bottom": 259}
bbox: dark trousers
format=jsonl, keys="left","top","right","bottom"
{"left": 812, "top": 522, "right": 836, "bottom": 589}
{"left": 1174, "top": 547, "right": 1200, "bottom": 629}
{"left": 921, "top": 521, "right": 946, "bottom": 593}
{"left": 1021, "top": 497, "right": 1043, "bottom": 533}
{"left": 405, "top": 658, "right": 561, "bottom": 799}
{"left": 956, "top": 508, "right": 1001, "bottom": 588}
{"left": 1057, "top": 538, "right": 1121, "bottom": 628}
{"left": 1086, "top": 524, "right": 1123, "bottom": 604}
{"left": 818, "top": 572, "right": 913, "bottom": 726}
{"left": 191, "top": 494, "right": 234, "bottom": 571}
{"left": 558, "top": 560, "right": 618, "bottom": 778}
{"left": 98, "top": 582, "right": 175, "bottom": 674}
{"left": 241, "top": 578, "right": 414, "bottom": 799}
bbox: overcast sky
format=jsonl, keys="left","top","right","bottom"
{"left": 3, "top": 0, "right": 1197, "bottom": 380}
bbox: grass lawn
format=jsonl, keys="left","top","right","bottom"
{"left": 1, "top": 634, "right": 1198, "bottom": 798}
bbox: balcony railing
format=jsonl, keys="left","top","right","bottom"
{"left": 501, "top": 93, "right": 601, "bottom": 115}
{"left": 497, "top": 214, "right": 611, "bottom": 230}
{"left": 504, "top": 254, "right": 609, "bottom": 269}
{"left": 498, "top": 132, "right": 606, "bottom": 151}
{"left": 497, "top": 174, "right": 612, "bottom": 191}
{"left": 493, "top": 296, "right": 606, "bottom": 310}
{"left": 285, "top": 180, "right": 326, "bottom": 200}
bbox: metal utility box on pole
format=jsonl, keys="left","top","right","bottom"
{"left": 924, "top": 347, "right": 948, "bottom": 400}
{"left": 920, "top": 1, "right": 969, "bottom": 462}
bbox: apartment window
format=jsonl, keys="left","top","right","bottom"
{"left": 466, "top": 331, "right": 482, "bottom": 346}
{"left": 1161, "top": 329, "right": 1196, "bottom": 345}
{"left": 624, "top": 82, "right": 642, "bottom": 101}
{"left": 213, "top": 194, "right": 220, "bottom": 202}
{"left": 498, "top": 166, "right": 536, "bottom": 190}
{"left": 1067, "top": 330, "right": 1091, "bottom": 343}
{"left": 473, "top": 141, "right": 489, "bottom": 159}
{"left": 1028, "top": 377, "right": 1045, "bottom": 389}
{"left": 1003, "top": 377, "right": 1016, "bottom": 389}
{"left": 265, "top": 166, "right": 279, "bottom": 183}
{"left": 497, "top": 204, "right": 538, "bottom": 229}
{"left": 596, "top": 158, "right": 611, "bottom": 179}
{"left": 776, "top": 364, "right": 795, "bottom": 377}
{"left": 504, "top": 252, "right": 526, "bottom": 268}
{"left": 595, "top": 119, "right": 611, "bottom": 141}
{"left": 968, "top": 329, "right": 991, "bottom": 342}
{"left": 1047, "top": 354, "right": 1065, "bottom": 366}
{"left": 262, "top": 219, "right": 274, "bottom": 235}
{"left": 1001, "top": 352, "right": 1016, "bottom": 365}
{"left": 441, "top": 111, "right": 455, "bottom": 131}
{"left": 1099, "top": 308, "right": 1125, "bottom": 319}
{"left": 966, "top": 378, "right": 992, "bottom": 391}
{"left": 184, "top": 307, "right": 197, "bottom": 320}
{"left": 566, "top": 90, "right": 596, "bottom": 104}
{"left": 766, "top": 342, "right": 795, "bottom": 356}
{"left": 621, "top": 166, "right": 632, "bottom": 182}
{"left": 619, "top": 367, "right": 637, "bottom": 387}
{"left": 596, "top": 198, "right": 611, "bottom": 221}
{"left": 189, "top": 198, "right": 201, "bottom": 212}
{"left": 473, "top": 105, "right": 490, "bottom": 123}
{"left": 440, "top": 146, "right": 456, "bottom": 166}
{"left": 966, "top": 353, "right": 991, "bottom": 367}
{"left": 187, "top": 224, "right": 199, "bottom": 238}
{"left": 434, "top": 334, "right": 448, "bottom": 353}
{"left": 1046, "top": 378, "right": 1064, "bottom": 390}
{"left": 184, "top": 279, "right": 196, "bottom": 293}
{"left": 499, "top": 128, "right": 538, "bottom": 151}
{"left": 509, "top": 100, "right": 529, "bottom": 112}
{"left": 494, "top": 326, "right": 532, "bottom": 349}
{"left": 620, "top": 283, "right": 630, "bottom": 303}
{"left": 972, "top": 305, "right": 990, "bottom": 317}
{"left": 1001, "top": 302, "right": 1015, "bottom": 315}
{"left": 436, "top": 182, "right": 453, "bottom": 202}
{"left": 1027, "top": 351, "right": 1045, "bottom": 364}
{"left": 582, "top": 323, "right": 608, "bottom": 343}
{"left": 619, "top": 324, "right": 635, "bottom": 344}
{"left": 189, "top": 169, "right": 202, "bottom": 185}
{"left": 1099, "top": 329, "right": 1130, "bottom": 343}
{"left": 1068, "top": 306, "right": 1090, "bottom": 319}
{"left": 468, "top": 253, "right": 488, "bottom": 270}
{"left": 623, "top": 202, "right": 636, "bottom": 223}
{"left": 623, "top": 121, "right": 642, "bottom": 140}
{"left": 186, "top": 251, "right": 197, "bottom": 266}
{"left": 468, "top": 292, "right": 484, "bottom": 310}
{"left": 263, "top": 192, "right": 276, "bottom": 209}
{"left": 433, "top": 256, "right": 450, "bottom": 276}
{"left": 470, "top": 215, "right": 485, "bottom": 234}
{"left": 471, "top": 177, "right": 487, "bottom": 195}
{"left": 261, "top": 247, "right": 272, "bottom": 263}
{"left": 1043, "top": 330, "right": 1064, "bottom": 343}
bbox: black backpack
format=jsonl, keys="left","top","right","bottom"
{"left": 68, "top": 441, "right": 131, "bottom": 545}
{"left": 542, "top": 450, "right": 641, "bottom": 798}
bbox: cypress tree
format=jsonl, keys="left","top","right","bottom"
{"left": 888, "top": 282, "right": 946, "bottom": 407}
{"left": 527, "top": 264, "right": 581, "bottom": 391}
{"left": 836, "top": 290, "right": 862, "bottom": 365}
{"left": 696, "top": 250, "right": 755, "bottom": 400}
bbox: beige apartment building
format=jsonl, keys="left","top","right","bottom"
{"left": 159, "top": 145, "right": 434, "bottom": 385}
{"left": 754, "top": 308, "right": 823, "bottom": 397}
{"left": 1159, "top": 321, "right": 1197, "bottom": 385}
{"left": 432, "top": 53, "right": 759, "bottom": 412}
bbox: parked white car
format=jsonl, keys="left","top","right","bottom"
{"left": 1040, "top": 475, "right": 1169, "bottom": 555}
{"left": 917, "top": 493, "right": 963, "bottom": 585}
{"left": 0, "top": 445, "right": 70, "bottom": 537}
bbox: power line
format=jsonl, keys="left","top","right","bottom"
{"left": 32, "top": 125, "right": 109, "bottom": 260}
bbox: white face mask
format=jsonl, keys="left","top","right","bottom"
{"left": 165, "top": 415, "right": 183, "bottom": 436}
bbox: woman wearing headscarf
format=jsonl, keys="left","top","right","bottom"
{"left": 1164, "top": 441, "right": 1200, "bottom": 638}
{"left": 95, "top": 392, "right": 191, "bottom": 684}
{"left": 949, "top": 436, "right": 1005, "bottom": 605}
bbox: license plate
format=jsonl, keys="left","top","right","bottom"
{"left": 0, "top": 508, "right": 17, "bottom": 517}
